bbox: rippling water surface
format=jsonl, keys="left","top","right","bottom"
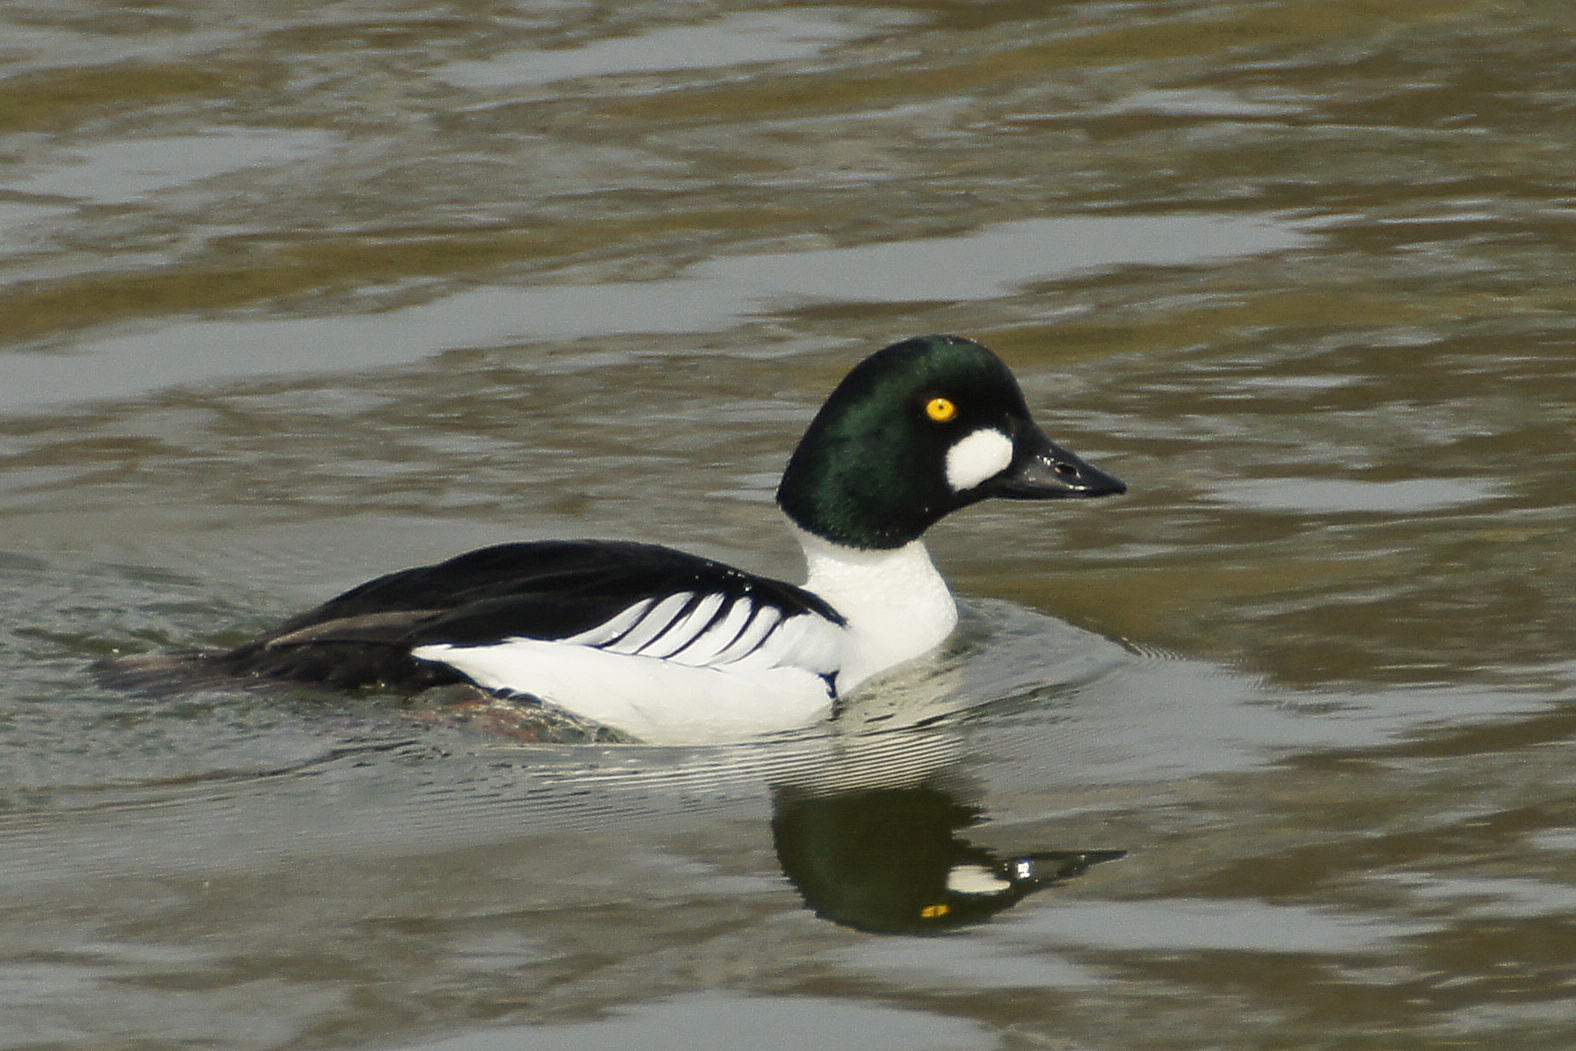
{"left": 4, "top": 1, "right": 1576, "bottom": 1048}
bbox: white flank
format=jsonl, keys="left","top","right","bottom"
{"left": 409, "top": 638, "right": 835, "bottom": 743}
{"left": 944, "top": 427, "right": 1013, "bottom": 492}
{"left": 410, "top": 589, "right": 847, "bottom": 743}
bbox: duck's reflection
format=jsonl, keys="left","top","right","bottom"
{"left": 771, "top": 777, "right": 1121, "bottom": 935}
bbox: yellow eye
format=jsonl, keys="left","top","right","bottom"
{"left": 920, "top": 903, "right": 951, "bottom": 919}
{"left": 925, "top": 397, "right": 957, "bottom": 423}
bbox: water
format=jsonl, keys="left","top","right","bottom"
{"left": 4, "top": 0, "right": 1576, "bottom": 1048}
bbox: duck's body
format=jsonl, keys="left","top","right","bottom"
{"left": 145, "top": 335, "right": 1124, "bottom": 742}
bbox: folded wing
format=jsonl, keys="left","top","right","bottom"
{"left": 210, "top": 540, "right": 845, "bottom": 692}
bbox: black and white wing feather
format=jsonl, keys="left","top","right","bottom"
{"left": 204, "top": 540, "right": 847, "bottom": 692}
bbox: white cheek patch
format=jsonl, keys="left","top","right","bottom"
{"left": 946, "top": 863, "right": 1014, "bottom": 896}
{"left": 944, "top": 428, "right": 1014, "bottom": 492}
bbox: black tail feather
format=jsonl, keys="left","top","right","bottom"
{"left": 94, "top": 642, "right": 464, "bottom": 697}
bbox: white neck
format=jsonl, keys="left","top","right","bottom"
{"left": 793, "top": 525, "right": 958, "bottom": 693}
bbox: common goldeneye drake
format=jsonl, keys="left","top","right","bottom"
{"left": 151, "top": 335, "right": 1124, "bottom": 742}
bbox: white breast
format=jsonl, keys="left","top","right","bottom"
{"left": 794, "top": 528, "right": 958, "bottom": 693}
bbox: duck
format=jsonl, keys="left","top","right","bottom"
{"left": 137, "top": 335, "right": 1125, "bottom": 742}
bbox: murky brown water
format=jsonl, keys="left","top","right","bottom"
{"left": 4, "top": 1, "right": 1576, "bottom": 1048}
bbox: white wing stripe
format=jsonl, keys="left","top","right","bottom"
{"left": 656, "top": 596, "right": 756, "bottom": 666}
{"left": 504, "top": 588, "right": 844, "bottom": 676}
{"left": 729, "top": 611, "right": 842, "bottom": 676}
{"left": 625, "top": 591, "right": 702, "bottom": 654}
{"left": 702, "top": 596, "right": 766, "bottom": 659}
{"left": 643, "top": 592, "right": 728, "bottom": 659}
{"left": 602, "top": 592, "right": 694, "bottom": 653}
{"left": 709, "top": 603, "right": 783, "bottom": 664}
{"left": 557, "top": 597, "right": 654, "bottom": 647}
